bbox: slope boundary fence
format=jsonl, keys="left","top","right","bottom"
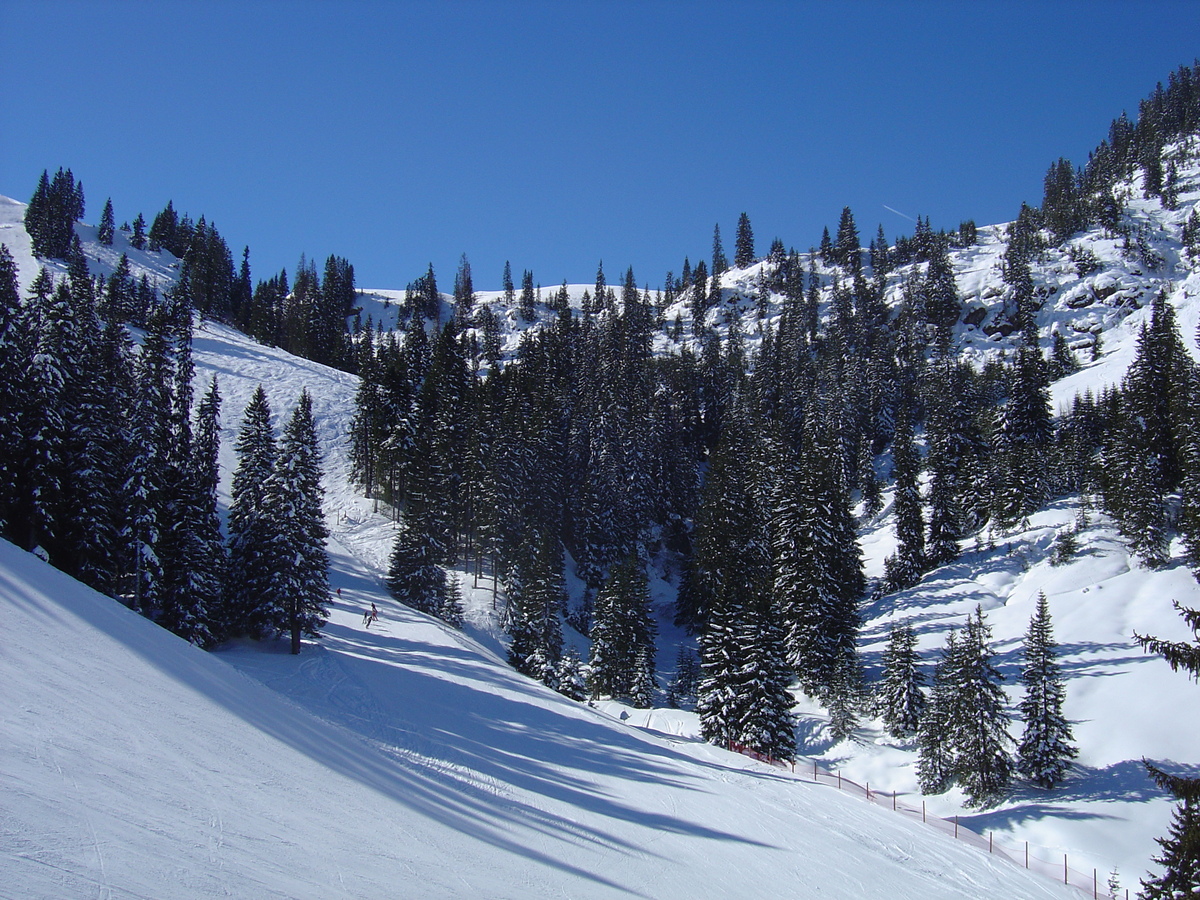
{"left": 728, "top": 744, "right": 1125, "bottom": 899}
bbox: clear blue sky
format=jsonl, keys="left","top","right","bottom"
{"left": 2, "top": 0, "right": 1198, "bottom": 292}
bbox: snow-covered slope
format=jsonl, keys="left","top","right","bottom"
{"left": 0, "top": 499, "right": 1075, "bottom": 899}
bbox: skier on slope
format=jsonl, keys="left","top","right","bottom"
{"left": 365, "top": 603, "right": 379, "bottom": 628}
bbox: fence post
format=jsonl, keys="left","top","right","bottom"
{"left": 1064, "top": 854, "right": 1068, "bottom": 885}
{"left": 1093, "top": 868, "right": 1097, "bottom": 898}
{"left": 922, "top": 800, "right": 926, "bottom": 823}
{"left": 892, "top": 791, "right": 896, "bottom": 811}
{"left": 866, "top": 781, "right": 870, "bottom": 801}
{"left": 989, "top": 832, "right": 993, "bottom": 853}
{"left": 954, "top": 816, "right": 959, "bottom": 839}
{"left": 813, "top": 761, "right": 817, "bottom": 781}
{"left": 837, "top": 771, "right": 841, "bottom": 790}
{"left": 1025, "top": 841, "right": 1029, "bottom": 868}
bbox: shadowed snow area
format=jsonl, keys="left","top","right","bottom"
{"left": 0, "top": 539, "right": 1076, "bottom": 899}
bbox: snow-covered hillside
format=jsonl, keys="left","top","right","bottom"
{"left": 3, "top": 127, "right": 1200, "bottom": 897}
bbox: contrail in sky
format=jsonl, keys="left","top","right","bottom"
{"left": 883, "top": 205, "right": 917, "bottom": 222}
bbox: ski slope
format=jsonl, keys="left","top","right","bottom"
{"left": 1, "top": 518, "right": 1076, "bottom": 899}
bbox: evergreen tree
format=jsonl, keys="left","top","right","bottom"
{"left": 834, "top": 206, "right": 860, "bottom": 271}
{"left": 387, "top": 515, "right": 450, "bottom": 617}
{"left": 588, "top": 554, "right": 657, "bottom": 705}
{"left": 226, "top": 386, "right": 279, "bottom": 637}
{"left": 268, "top": 390, "right": 330, "bottom": 654}
{"left": 1017, "top": 593, "right": 1076, "bottom": 788}
{"left": 506, "top": 532, "right": 565, "bottom": 687}
{"left": 953, "top": 606, "right": 1015, "bottom": 808}
{"left": 711, "top": 223, "right": 728, "bottom": 276}
{"left": 1106, "top": 292, "right": 1194, "bottom": 567}
{"left": 98, "top": 197, "right": 115, "bottom": 246}
{"left": 1139, "top": 764, "right": 1200, "bottom": 900}
{"left": 734, "top": 212, "right": 755, "bottom": 269}
{"left": 453, "top": 252, "right": 475, "bottom": 322}
{"left": 773, "top": 419, "right": 863, "bottom": 701}
{"left": 734, "top": 598, "right": 797, "bottom": 759}
{"left": 877, "top": 623, "right": 926, "bottom": 739}
{"left": 158, "top": 377, "right": 225, "bottom": 646}
{"left": 884, "top": 399, "right": 926, "bottom": 591}
{"left": 916, "top": 630, "right": 959, "bottom": 795}
{"left": 519, "top": 268, "right": 536, "bottom": 322}
{"left": 130, "top": 212, "right": 147, "bottom": 251}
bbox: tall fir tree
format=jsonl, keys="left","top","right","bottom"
{"left": 953, "top": 606, "right": 1015, "bottom": 808}
{"left": 268, "top": 390, "right": 330, "bottom": 654}
{"left": 734, "top": 212, "right": 755, "bottom": 269}
{"left": 588, "top": 554, "right": 657, "bottom": 706}
{"left": 1016, "top": 593, "right": 1077, "bottom": 789}
{"left": 877, "top": 623, "right": 926, "bottom": 740}
{"left": 1139, "top": 764, "right": 1200, "bottom": 900}
{"left": 226, "top": 386, "right": 279, "bottom": 637}
{"left": 98, "top": 197, "right": 115, "bottom": 246}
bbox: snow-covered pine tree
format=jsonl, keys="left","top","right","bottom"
{"left": 0, "top": 246, "right": 33, "bottom": 542}
{"left": 916, "top": 629, "right": 959, "bottom": 796}
{"left": 587, "top": 554, "right": 656, "bottom": 705}
{"left": 991, "top": 341, "right": 1052, "bottom": 530}
{"left": 1138, "top": 764, "right": 1200, "bottom": 900}
{"left": 555, "top": 648, "right": 588, "bottom": 702}
{"left": 440, "top": 573, "right": 465, "bottom": 629}
{"left": 156, "top": 375, "right": 226, "bottom": 647}
{"left": 505, "top": 532, "right": 564, "bottom": 688}
{"left": 773, "top": 417, "right": 863, "bottom": 702}
{"left": 1017, "top": 593, "right": 1077, "bottom": 788}
{"left": 386, "top": 514, "right": 449, "bottom": 617}
{"left": 733, "top": 598, "right": 797, "bottom": 760}
{"left": 124, "top": 301, "right": 187, "bottom": 616}
{"left": 877, "top": 623, "right": 926, "bottom": 740}
{"left": 952, "top": 606, "right": 1014, "bottom": 808}
{"left": 267, "top": 390, "right": 330, "bottom": 654}
{"left": 1178, "top": 374, "right": 1200, "bottom": 579}
{"left": 1105, "top": 291, "right": 1195, "bottom": 567}
{"left": 226, "top": 386, "right": 279, "bottom": 637}
{"left": 884, "top": 398, "right": 926, "bottom": 591}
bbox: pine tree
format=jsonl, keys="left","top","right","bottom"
{"left": 834, "top": 206, "right": 860, "bottom": 271}
{"left": 158, "top": 377, "right": 225, "bottom": 646}
{"left": 773, "top": 419, "right": 863, "bottom": 701}
{"left": 916, "top": 630, "right": 959, "bottom": 795}
{"left": 97, "top": 197, "right": 115, "bottom": 246}
{"left": 387, "top": 514, "right": 449, "bottom": 617}
{"left": 1017, "top": 593, "right": 1076, "bottom": 788}
{"left": 226, "top": 386, "right": 279, "bottom": 637}
{"left": 268, "top": 390, "right": 330, "bottom": 654}
{"left": 953, "top": 606, "right": 1015, "bottom": 808}
{"left": 506, "top": 532, "right": 564, "bottom": 687}
{"left": 711, "top": 223, "right": 728, "bottom": 276}
{"left": 733, "top": 599, "right": 797, "bottom": 759}
{"left": 130, "top": 212, "right": 147, "bottom": 251}
{"left": 885, "top": 399, "right": 926, "bottom": 591}
{"left": 734, "top": 212, "right": 755, "bottom": 269}
{"left": 1139, "top": 764, "right": 1200, "bottom": 900}
{"left": 453, "top": 252, "right": 475, "bottom": 322}
{"left": 877, "top": 623, "right": 926, "bottom": 739}
{"left": 588, "top": 554, "right": 657, "bottom": 705}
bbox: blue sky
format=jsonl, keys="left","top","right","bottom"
{"left": 2, "top": 0, "right": 1198, "bottom": 292}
